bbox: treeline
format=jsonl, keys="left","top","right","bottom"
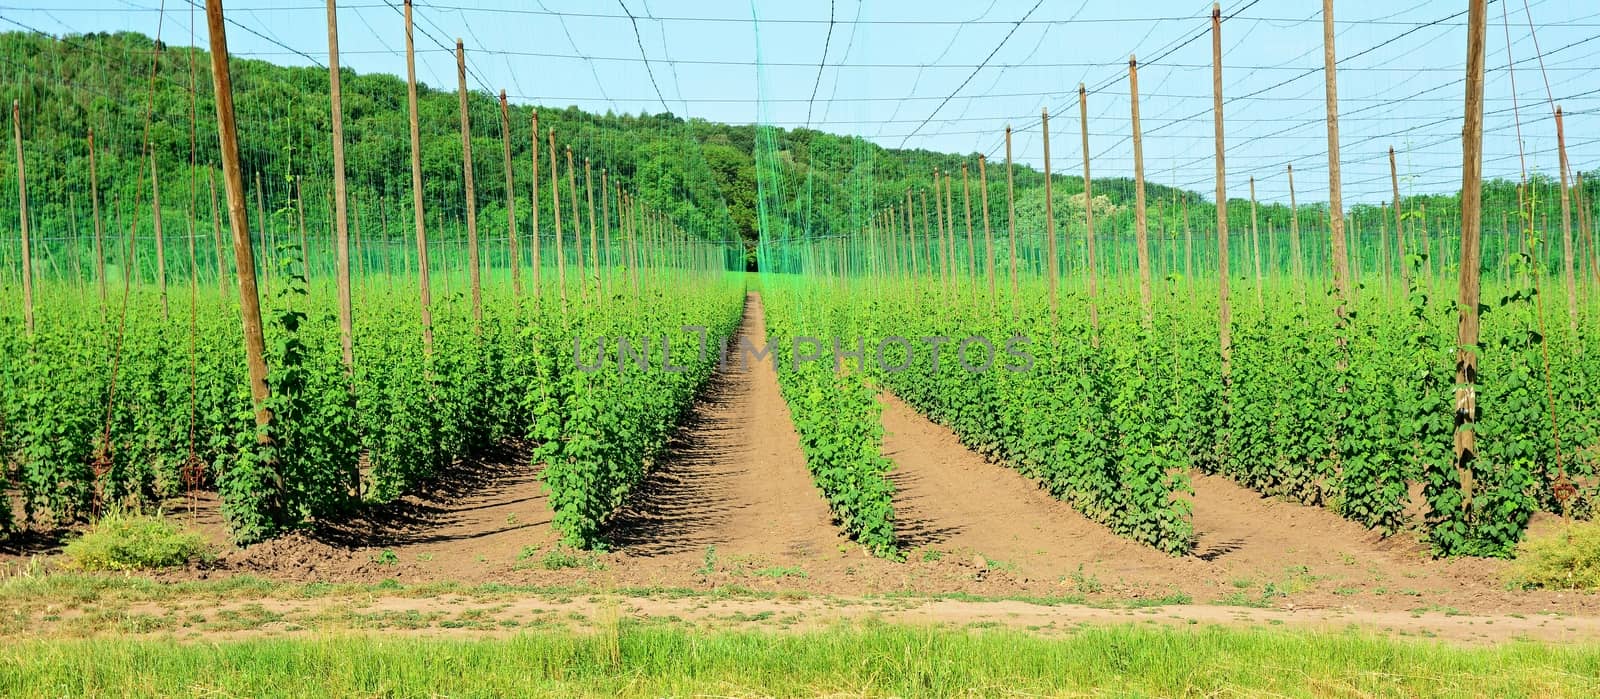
{"left": 0, "top": 30, "right": 1592, "bottom": 274}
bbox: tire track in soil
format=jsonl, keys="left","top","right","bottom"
{"left": 605, "top": 292, "right": 846, "bottom": 561}
{"left": 878, "top": 391, "right": 1192, "bottom": 585}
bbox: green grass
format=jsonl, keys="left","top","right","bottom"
{"left": 1509, "top": 520, "right": 1600, "bottom": 590}
{"left": 60, "top": 512, "right": 207, "bottom": 572}
{"left": 2, "top": 623, "right": 1598, "bottom": 697}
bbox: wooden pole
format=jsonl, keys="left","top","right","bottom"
{"left": 1212, "top": 3, "right": 1231, "bottom": 374}
{"left": 455, "top": 39, "right": 482, "bottom": 328}
{"left": 549, "top": 129, "right": 566, "bottom": 304}
{"left": 404, "top": 0, "right": 434, "bottom": 353}
{"left": 1079, "top": 83, "right": 1100, "bottom": 342}
{"left": 905, "top": 189, "right": 918, "bottom": 283}
{"left": 1005, "top": 127, "right": 1018, "bottom": 306}
{"left": 12, "top": 101, "right": 33, "bottom": 335}
{"left": 979, "top": 155, "right": 995, "bottom": 303}
{"left": 1042, "top": 109, "right": 1059, "bottom": 316}
{"left": 1130, "top": 55, "right": 1152, "bottom": 326}
{"left": 1580, "top": 170, "right": 1599, "bottom": 287}
{"left": 1323, "top": 0, "right": 1351, "bottom": 317}
{"left": 601, "top": 168, "right": 610, "bottom": 293}
{"left": 530, "top": 112, "right": 541, "bottom": 298}
{"left": 499, "top": 91, "right": 520, "bottom": 297}
{"left": 1453, "top": 0, "right": 1487, "bottom": 509}
{"left": 206, "top": 0, "right": 271, "bottom": 432}
{"left": 933, "top": 169, "right": 947, "bottom": 290}
{"left": 962, "top": 162, "right": 976, "bottom": 298}
{"left": 150, "top": 151, "right": 169, "bottom": 319}
{"left": 1390, "top": 147, "right": 1409, "bottom": 291}
{"left": 626, "top": 190, "right": 638, "bottom": 293}
{"left": 1556, "top": 106, "right": 1577, "bottom": 338}
{"left": 567, "top": 146, "right": 583, "bottom": 301}
{"left": 586, "top": 158, "right": 598, "bottom": 293}
{"left": 920, "top": 187, "right": 931, "bottom": 286}
{"left": 1288, "top": 164, "right": 1303, "bottom": 282}
{"left": 327, "top": 0, "right": 353, "bottom": 372}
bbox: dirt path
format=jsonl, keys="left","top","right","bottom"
{"left": 221, "top": 443, "right": 556, "bottom": 582}
{"left": 606, "top": 292, "right": 847, "bottom": 561}
{"left": 880, "top": 391, "right": 1190, "bottom": 587}
{"left": 14, "top": 586, "right": 1600, "bottom": 646}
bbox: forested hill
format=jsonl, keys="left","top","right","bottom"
{"left": 0, "top": 30, "right": 1587, "bottom": 262}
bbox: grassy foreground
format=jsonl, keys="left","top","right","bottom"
{"left": 3, "top": 623, "right": 1599, "bottom": 698}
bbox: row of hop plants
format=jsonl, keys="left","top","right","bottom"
{"left": 762, "top": 282, "right": 900, "bottom": 558}
{"left": 0, "top": 248, "right": 745, "bottom": 546}
{"left": 843, "top": 279, "right": 1195, "bottom": 556}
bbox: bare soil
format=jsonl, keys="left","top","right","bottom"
{"left": 7, "top": 293, "right": 1600, "bottom": 644}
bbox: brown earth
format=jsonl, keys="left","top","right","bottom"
{"left": 6, "top": 292, "right": 1600, "bottom": 643}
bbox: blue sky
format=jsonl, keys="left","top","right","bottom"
{"left": 2, "top": 0, "right": 1596, "bottom": 206}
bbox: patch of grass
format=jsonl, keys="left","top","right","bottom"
{"left": 697, "top": 546, "right": 717, "bottom": 577}
{"left": 1507, "top": 521, "right": 1600, "bottom": 590}
{"left": 541, "top": 547, "right": 606, "bottom": 571}
{"left": 982, "top": 557, "right": 1018, "bottom": 574}
{"left": 754, "top": 566, "right": 807, "bottom": 580}
{"left": 7, "top": 624, "right": 1599, "bottom": 697}
{"left": 61, "top": 512, "right": 206, "bottom": 572}
{"left": 1122, "top": 592, "right": 1191, "bottom": 609}
{"left": 1069, "top": 565, "right": 1104, "bottom": 595}
{"left": 372, "top": 550, "right": 399, "bottom": 566}
{"left": 920, "top": 548, "right": 944, "bottom": 563}
{"left": 1213, "top": 591, "right": 1272, "bottom": 609}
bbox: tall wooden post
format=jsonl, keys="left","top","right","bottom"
{"left": 566, "top": 146, "right": 583, "bottom": 300}
{"left": 962, "top": 163, "right": 976, "bottom": 295}
{"left": 1453, "top": 0, "right": 1488, "bottom": 508}
{"left": 626, "top": 190, "right": 639, "bottom": 292}
{"left": 979, "top": 155, "right": 995, "bottom": 302}
{"left": 1130, "top": 55, "right": 1152, "bottom": 326}
{"left": 1556, "top": 106, "right": 1577, "bottom": 338}
{"left": 150, "top": 151, "right": 169, "bottom": 319}
{"left": 905, "top": 189, "right": 918, "bottom": 282}
{"left": 549, "top": 129, "right": 566, "bottom": 304}
{"left": 933, "top": 169, "right": 947, "bottom": 290}
{"left": 530, "top": 112, "right": 541, "bottom": 297}
{"left": 1390, "top": 147, "right": 1409, "bottom": 290}
{"left": 12, "top": 101, "right": 33, "bottom": 335}
{"left": 585, "top": 158, "right": 598, "bottom": 292}
{"left": 1580, "top": 170, "right": 1599, "bottom": 287}
{"left": 1079, "top": 83, "right": 1100, "bottom": 341}
{"left": 1212, "top": 3, "right": 1231, "bottom": 374}
{"left": 921, "top": 188, "right": 932, "bottom": 286}
{"left": 1288, "top": 164, "right": 1303, "bottom": 282}
{"left": 1042, "top": 109, "right": 1059, "bottom": 316}
{"left": 327, "top": 0, "right": 353, "bottom": 373}
{"left": 499, "top": 91, "right": 520, "bottom": 297}
{"left": 1323, "top": 0, "right": 1351, "bottom": 316}
{"left": 455, "top": 39, "right": 482, "bottom": 327}
{"left": 404, "top": 0, "right": 433, "bottom": 353}
{"left": 1006, "top": 126, "right": 1017, "bottom": 304}
{"left": 206, "top": 0, "right": 271, "bottom": 431}
{"left": 601, "top": 168, "right": 611, "bottom": 293}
